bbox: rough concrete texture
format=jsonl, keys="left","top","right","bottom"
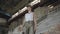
{"left": 36, "top": 11, "right": 60, "bottom": 34}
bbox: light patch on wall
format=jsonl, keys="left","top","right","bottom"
{"left": 48, "top": 5, "right": 54, "bottom": 9}
{"left": 0, "top": 18, "right": 6, "bottom": 23}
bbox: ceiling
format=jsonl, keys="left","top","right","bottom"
{"left": 0, "top": 0, "right": 33, "bottom": 15}
{"left": 0, "top": 0, "right": 60, "bottom": 16}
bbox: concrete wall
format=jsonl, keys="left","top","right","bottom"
{"left": 0, "top": 18, "right": 7, "bottom": 25}
{"left": 0, "top": 18, "right": 7, "bottom": 34}
{"left": 8, "top": 16, "right": 24, "bottom": 34}
{"left": 36, "top": 7, "right": 60, "bottom": 34}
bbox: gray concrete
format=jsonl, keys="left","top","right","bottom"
{"left": 36, "top": 11, "right": 60, "bottom": 34}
